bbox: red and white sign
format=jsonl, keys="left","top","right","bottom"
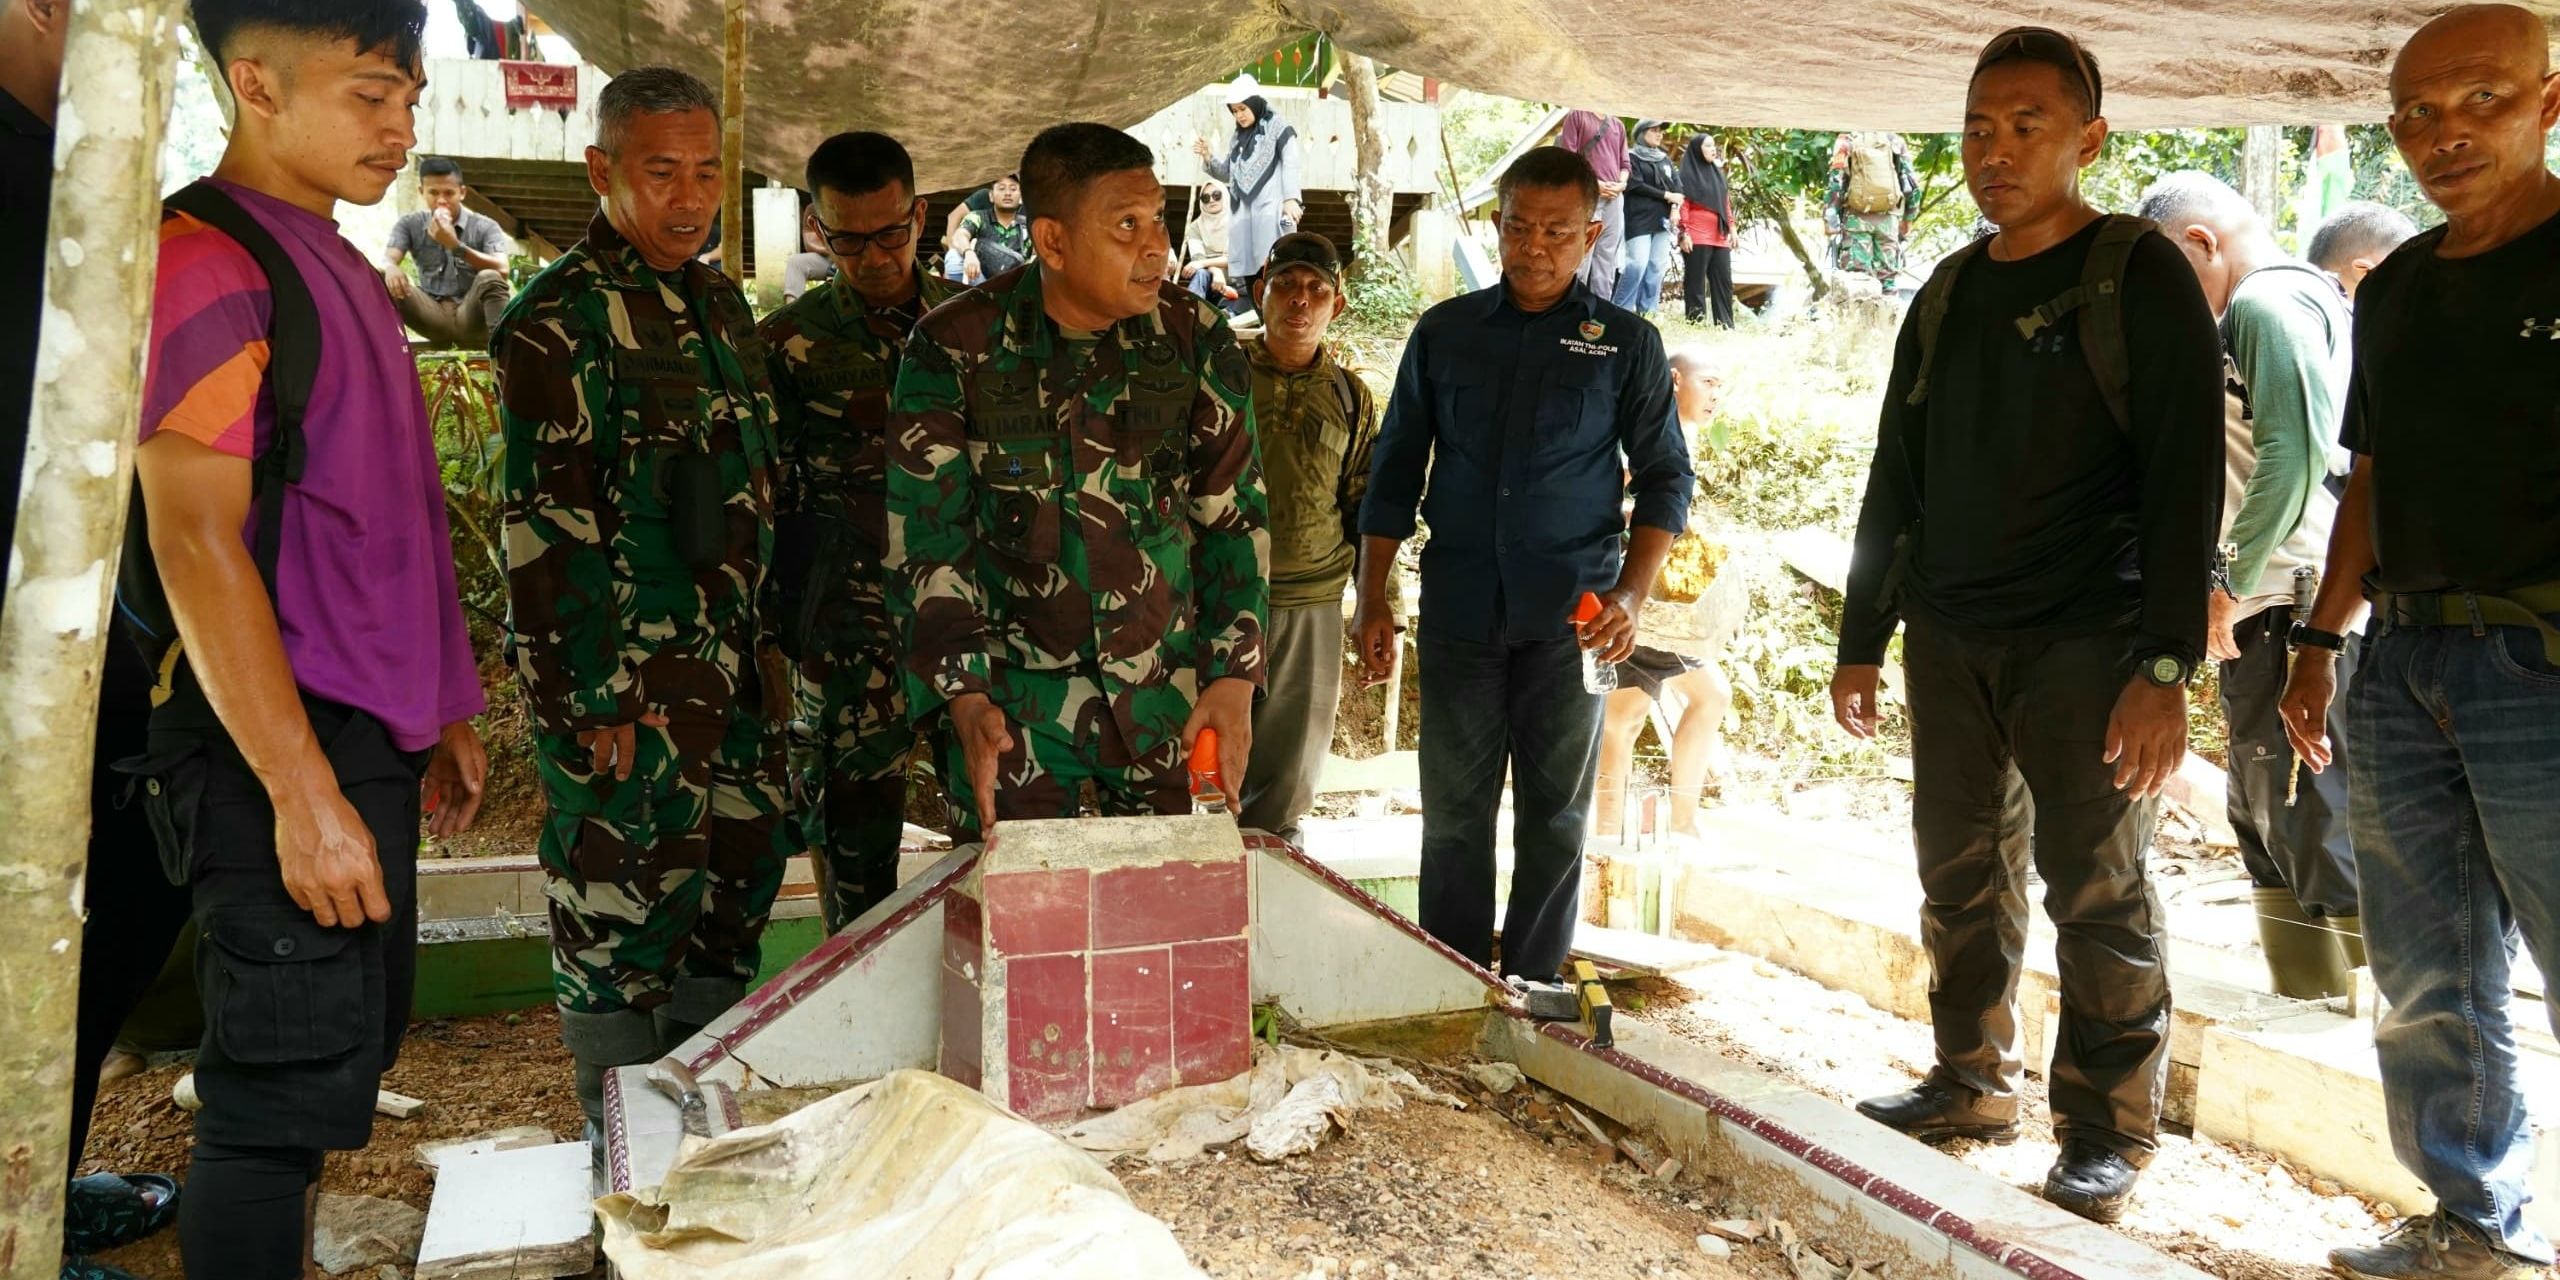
{"left": 500, "top": 60, "right": 578, "bottom": 113}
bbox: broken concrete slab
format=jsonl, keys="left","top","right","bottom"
{"left": 415, "top": 1126, "right": 557, "bottom": 1171}
{"left": 313, "top": 1193, "right": 426, "bottom": 1276}
{"left": 415, "top": 1142, "right": 596, "bottom": 1280}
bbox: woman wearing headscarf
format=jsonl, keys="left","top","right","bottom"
{"left": 1180, "top": 179, "right": 1243, "bottom": 312}
{"left": 1613, "top": 120, "right": 1681, "bottom": 316}
{"left": 1677, "top": 133, "right": 1738, "bottom": 328}
{"left": 1192, "top": 76, "right": 1302, "bottom": 295}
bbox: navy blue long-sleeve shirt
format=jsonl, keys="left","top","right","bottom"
{"left": 1361, "top": 280, "right": 1694, "bottom": 643}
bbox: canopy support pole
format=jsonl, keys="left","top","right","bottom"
{"left": 720, "top": 0, "right": 745, "bottom": 278}
{"left": 0, "top": 2, "right": 181, "bottom": 1270}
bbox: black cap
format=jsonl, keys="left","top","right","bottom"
{"left": 1263, "top": 231, "right": 1344, "bottom": 287}
{"left": 1974, "top": 26, "right": 2103, "bottom": 119}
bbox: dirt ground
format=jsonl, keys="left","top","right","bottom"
{"left": 80, "top": 1008, "right": 590, "bottom": 1279}
{"left": 1622, "top": 951, "right": 2396, "bottom": 1280}
{"left": 1121, "top": 1076, "right": 1801, "bottom": 1280}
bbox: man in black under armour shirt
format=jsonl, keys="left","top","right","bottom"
{"left": 2281, "top": 9, "right": 2560, "bottom": 1278}
{"left": 1828, "top": 26, "right": 2222, "bottom": 1225}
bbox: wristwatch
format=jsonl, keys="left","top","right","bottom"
{"left": 2288, "top": 621, "right": 2348, "bottom": 653}
{"left": 2139, "top": 653, "right": 2193, "bottom": 687}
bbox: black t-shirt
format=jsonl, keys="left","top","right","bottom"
{"left": 1, "top": 86, "right": 52, "bottom": 551}
{"left": 1839, "top": 216, "right": 2225, "bottom": 664}
{"left": 2341, "top": 209, "right": 2560, "bottom": 594}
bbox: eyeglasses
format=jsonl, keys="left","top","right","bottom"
{"left": 810, "top": 212, "right": 917, "bottom": 257}
{"left": 1201, "top": 192, "right": 1226, "bottom": 204}
{"left": 1975, "top": 25, "right": 2102, "bottom": 117}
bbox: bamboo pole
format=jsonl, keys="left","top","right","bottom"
{"left": 0, "top": 1, "right": 182, "bottom": 1273}
{"left": 720, "top": 0, "right": 745, "bottom": 276}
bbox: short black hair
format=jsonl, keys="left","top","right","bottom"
{"left": 804, "top": 132, "right": 915, "bottom": 202}
{"left": 2307, "top": 202, "right": 2422, "bottom": 272}
{"left": 1020, "top": 123, "right": 1155, "bottom": 226}
{"left": 417, "top": 156, "right": 463, "bottom": 183}
{"left": 1972, "top": 26, "right": 2104, "bottom": 122}
{"left": 191, "top": 0, "right": 426, "bottom": 74}
{"left": 1497, "top": 146, "right": 1601, "bottom": 220}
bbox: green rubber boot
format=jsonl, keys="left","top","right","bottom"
{"left": 2332, "top": 914, "right": 2367, "bottom": 971}
{"left": 560, "top": 1007, "right": 660, "bottom": 1165}
{"left": 2254, "top": 886, "right": 2352, "bottom": 1000}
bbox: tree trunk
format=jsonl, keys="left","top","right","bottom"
{"left": 0, "top": 2, "right": 181, "bottom": 1270}
{"left": 2241, "top": 125, "right": 2284, "bottom": 228}
{"left": 719, "top": 0, "right": 746, "bottom": 274}
{"left": 1339, "top": 51, "right": 1394, "bottom": 270}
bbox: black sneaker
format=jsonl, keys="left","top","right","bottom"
{"left": 2330, "top": 1215, "right": 2543, "bottom": 1280}
{"left": 2042, "top": 1138, "right": 2140, "bottom": 1223}
{"left": 1852, "top": 1079, "right": 2020, "bottom": 1144}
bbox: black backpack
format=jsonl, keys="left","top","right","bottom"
{"left": 116, "top": 181, "right": 320, "bottom": 727}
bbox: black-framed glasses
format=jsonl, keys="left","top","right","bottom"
{"left": 1976, "top": 25, "right": 2102, "bottom": 117}
{"left": 1201, "top": 190, "right": 1226, "bottom": 204}
{"left": 810, "top": 212, "right": 917, "bottom": 257}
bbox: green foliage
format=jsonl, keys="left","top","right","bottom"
{"left": 421, "top": 354, "right": 508, "bottom": 649}
{"left": 1439, "top": 92, "right": 1555, "bottom": 191}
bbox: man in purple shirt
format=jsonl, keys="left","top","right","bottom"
{"left": 1559, "top": 109, "right": 1629, "bottom": 299}
{"left": 124, "top": 3, "right": 485, "bottom": 1275}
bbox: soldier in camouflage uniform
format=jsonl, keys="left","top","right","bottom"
{"left": 492, "top": 67, "right": 793, "bottom": 1136}
{"left": 886, "top": 123, "right": 1268, "bottom": 840}
{"left": 758, "top": 132, "right": 959, "bottom": 931}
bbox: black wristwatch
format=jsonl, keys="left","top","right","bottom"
{"left": 2288, "top": 622, "right": 2348, "bottom": 653}
{"left": 2138, "top": 652, "right": 2193, "bottom": 688}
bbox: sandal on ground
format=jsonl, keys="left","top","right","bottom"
{"left": 62, "top": 1172, "right": 179, "bottom": 1255}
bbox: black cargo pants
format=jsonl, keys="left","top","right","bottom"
{"left": 1904, "top": 619, "right": 2173, "bottom": 1161}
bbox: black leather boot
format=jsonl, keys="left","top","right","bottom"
{"left": 1853, "top": 1079, "right": 2019, "bottom": 1144}
{"left": 2043, "top": 1137, "right": 2141, "bottom": 1223}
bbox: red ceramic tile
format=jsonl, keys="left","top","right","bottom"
{"left": 1002, "top": 952, "right": 1089, "bottom": 1120}
{"left": 1092, "top": 858, "right": 1247, "bottom": 950}
{"left": 1089, "top": 947, "right": 1174, "bottom": 1108}
{"left": 943, "top": 889, "right": 984, "bottom": 976}
{"left": 938, "top": 962, "right": 983, "bottom": 1089}
{"left": 1171, "top": 936, "right": 1251, "bottom": 1084}
{"left": 984, "top": 867, "right": 1090, "bottom": 956}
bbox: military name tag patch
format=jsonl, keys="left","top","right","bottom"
{"left": 620, "top": 349, "right": 698, "bottom": 382}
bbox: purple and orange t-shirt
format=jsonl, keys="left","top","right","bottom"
{"left": 140, "top": 178, "right": 483, "bottom": 750}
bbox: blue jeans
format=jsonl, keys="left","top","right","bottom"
{"left": 1416, "top": 625, "right": 1604, "bottom": 980}
{"left": 1611, "top": 231, "right": 1671, "bottom": 314}
{"left": 2349, "top": 612, "right": 2560, "bottom": 1262}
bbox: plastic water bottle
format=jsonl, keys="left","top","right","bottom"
{"left": 1189, "top": 727, "right": 1229, "bottom": 815}
{"left": 1571, "top": 592, "right": 1618, "bottom": 695}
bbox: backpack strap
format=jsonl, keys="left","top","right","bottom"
{"left": 1902, "top": 234, "right": 1988, "bottom": 415}
{"left": 1328, "top": 361, "right": 1373, "bottom": 540}
{"left": 161, "top": 181, "right": 319, "bottom": 587}
{"left": 2013, "top": 213, "right": 2152, "bottom": 435}
{"left": 121, "top": 182, "right": 323, "bottom": 712}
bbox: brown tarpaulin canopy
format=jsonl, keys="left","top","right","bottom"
{"left": 526, "top": 1, "right": 2559, "bottom": 190}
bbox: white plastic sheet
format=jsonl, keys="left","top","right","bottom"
{"left": 597, "top": 1069, "right": 1204, "bottom": 1280}
{"left": 1061, "top": 1043, "right": 1462, "bottom": 1164}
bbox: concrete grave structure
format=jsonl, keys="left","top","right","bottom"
{"left": 605, "top": 818, "right": 2210, "bottom": 1280}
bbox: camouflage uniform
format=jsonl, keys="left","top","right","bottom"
{"left": 885, "top": 266, "right": 1268, "bottom": 840}
{"left": 758, "top": 262, "right": 959, "bottom": 930}
{"left": 494, "top": 212, "right": 793, "bottom": 1041}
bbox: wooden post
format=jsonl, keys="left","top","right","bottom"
{"left": 719, "top": 0, "right": 745, "bottom": 276}
{"left": 2241, "top": 125, "right": 2284, "bottom": 228}
{"left": 0, "top": 1, "right": 181, "bottom": 1271}
{"left": 1339, "top": 51, "right": 1394, "bottom": 268}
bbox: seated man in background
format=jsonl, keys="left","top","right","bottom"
{"left": 1594, "top": 349, "right": 1737, "bottom": 842}
{"left": 380, "top": 155, "right": 514, "bottom": 347}
{"left": 2304, "top": 201, "right": 2420, "bottom": 305}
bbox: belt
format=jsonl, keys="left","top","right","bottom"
{"left": 2377, "top": 583, "right": 2560, "bottom": 664}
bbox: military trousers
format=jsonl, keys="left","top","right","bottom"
{"left": 1904, "top": 618, "right": 2173, "bottom": 1162}
{"left": 535, "top": 702, "right": 793, "bottom": 1017}
{"left": 939, "top": 668, "right": 1190, "bottom": 844}
{"left": 793, "top": 644, "right": 919, "bottom": 932}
